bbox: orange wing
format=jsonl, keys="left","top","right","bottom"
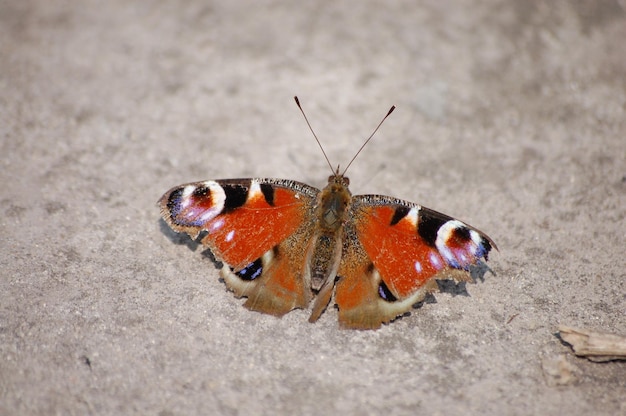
{"left": 159, "top": 178, "right": 319, "bottom": 316}
{"left": 335, "top": 195, "right": 495, "bottom": 329}
{"left": 159, "top": 178, "right": 318, "bottom": 269}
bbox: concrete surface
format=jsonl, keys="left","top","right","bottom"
{"left": 1, "top": 0, "right": 625, "bottom": 415}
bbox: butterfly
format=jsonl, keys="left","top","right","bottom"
{"left": 158, "top": 97, "right": 496, "bottom": 329}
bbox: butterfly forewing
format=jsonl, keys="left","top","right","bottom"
{"left": 159, "top": 178, "right": 319, "bottom": 269}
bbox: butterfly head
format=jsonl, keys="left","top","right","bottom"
{"left": 328, "top": 165, "right": 350, "bottom": 188}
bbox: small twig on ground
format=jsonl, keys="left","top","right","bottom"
{"left": 558, "top": 325, "right": 626, "bottom": 362}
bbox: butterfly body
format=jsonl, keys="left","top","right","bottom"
{"left": 159, "top": 171, "right": 495, "bottom": 329}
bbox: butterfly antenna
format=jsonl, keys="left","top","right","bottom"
{"left": 294, "top": 96, "right": 335, "bottom": 175}
{"left": 342, "top": 104, "right": 396, "bottom": 176}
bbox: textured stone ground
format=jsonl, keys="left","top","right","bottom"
{"left": 1, "top": 1, "right": 624, "bottom": 414}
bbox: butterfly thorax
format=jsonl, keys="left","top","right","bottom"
{"left": 318, "top": 174, "right": 351, "bottom": 232}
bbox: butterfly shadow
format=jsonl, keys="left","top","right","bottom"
{"left": 412, "top": 261, "right": 495, "bottom": 310}
{"left": 158, "top": 219, "right": 224, "bottom": 269}
{"left": 158, "top": 219, "right": 204, "bottom": 251}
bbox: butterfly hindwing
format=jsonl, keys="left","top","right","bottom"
{"left": 159, "top": 178, "right": 319, "bottom": 315}
{"left": 333, "top": 195, "right": 495, "bottom": 329}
